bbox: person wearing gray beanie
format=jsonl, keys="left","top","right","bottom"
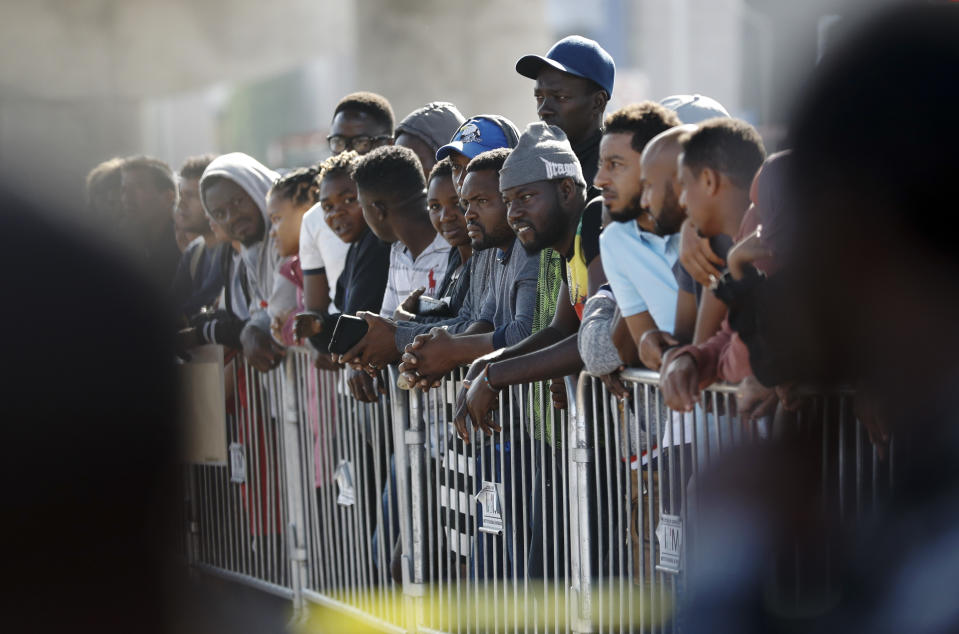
{"left": 395, "top": 101, "right": 466, "bottom": 178}
{"left": 453, "top": 121, "right": 608, "bottom": 440}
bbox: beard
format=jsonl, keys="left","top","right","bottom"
{"left": 517, "top": 214, "right": 567, "bottom": 255}
{"left": 472, "top": 222, "right": 515, "bottom": 251}
{"left": 652, "top": 186, "right": 685, "bottom": 235}
{"left": 606, "top": 191, "right": 644, "bottom": 223}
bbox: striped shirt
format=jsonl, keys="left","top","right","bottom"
{"left": 379, "top": 231, "right": 452, "bottom": 318}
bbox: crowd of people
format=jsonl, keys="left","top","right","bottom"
{"left": 79, "top": 4, "right": 959, "bottom": 628}
{"left": 86, "top": 34, "right": 788, "bottom": 431}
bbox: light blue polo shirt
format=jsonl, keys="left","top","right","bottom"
{"left": 598, "top": 220, "right": 680, "bottom": 331}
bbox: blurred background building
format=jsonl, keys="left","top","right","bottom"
{"left": 1, "top": 0, "right": 875, "bottom": 216}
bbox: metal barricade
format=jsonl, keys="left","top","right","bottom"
{"left": 181, "top": 348, "right": 897, "bottom": 633}
{"left": 572, "top": 368, "right": 897, "bottom": 633}
{"left": 397, "top": 371, "right": 575, "bottom": 634}
{"left": 184, "top": 350, "right": 294, "bottom": 599}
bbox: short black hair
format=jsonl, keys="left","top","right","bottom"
{"left": 604, "top": 101, "right": 681, "bottom": 155}
{"left": 178, "top": 154, "right": 217, "bottom": 181}
{"left": 427, "top": 157, "right": 453, "bottom": 185}
{"left": 122, "top": 155, "right": 176, "bottom": 192}
{"left": 85, "top": 158, "right": 123, "bottom": 204}
{"left": 351, "top": 145, "right": 426, "bottom": 201}
{"left": 271, "top": 166, "right": 320, "bottom": 206}
{"left": 333, "top": 92, "right": 395, "bottom": 133}
{"left": 466, "top": 148, "right": 511, "bottom": 175}
{"left": 679, "top": 118, "right": 766, "bottom": 190}
{"left": 317, "top": 150, "right": 359, "bottom": 184}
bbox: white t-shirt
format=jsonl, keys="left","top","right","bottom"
{"left": 299, "top": 203, "right": 350, "bottom": 309}
{"left": 379, "top": 231, "right": 452, "bottom": 318}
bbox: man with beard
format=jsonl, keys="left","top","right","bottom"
{"left": 593, "top": 103, "right": 688, "bottom": 368}
{"left": 200, "top": 152, "right": 294, "bottom": 371}
{"left": 454, "top": 122, "right": 604, "bottom": 436}
{"left": 398, "top": 148, "right": 539, "bottom": 383}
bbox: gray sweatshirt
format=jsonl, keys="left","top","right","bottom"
{"left": 200, "top": 153, "right": 295, "bottom": 334}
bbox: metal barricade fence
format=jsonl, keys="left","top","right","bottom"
{"left": 573, "top": 368, "right": 897, "bottom": 633}
{"left": 181, "top": 348, "right": 896, "bottom": 633}
{"left": 184, "top": 350, "right": 294, "bottom": 599}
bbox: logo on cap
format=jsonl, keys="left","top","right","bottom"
{"left": 540, "top": 156, "right": 578, "bottom": 180}
{"left": 459, "top": 122, "right": 481, "bottom": 144}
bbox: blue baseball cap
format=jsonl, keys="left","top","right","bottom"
{"left": 435, "top": 116, "right": 516, "bottom": 161}
{"left": 516, "top": 35, "right": 615, "bottom": 98}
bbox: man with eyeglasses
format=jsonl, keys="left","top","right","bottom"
{"left": 200, "top": 152, "right": 295, "bottom": 372}
{"left": 299, "top": 92, "right": 396, "bottom": 342}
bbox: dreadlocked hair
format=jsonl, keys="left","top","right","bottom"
{"left": 271, "top": 166, "right": 320, "bottom": 206}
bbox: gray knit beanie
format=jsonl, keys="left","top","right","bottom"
{"left": 578, "top": 290, "right": 625, "bottom": 376}
{"left": 498, "top": 122, "right": 586, "bottom": 191}
{"left": 395, "top": 102, "right": 466, "bottom": 153}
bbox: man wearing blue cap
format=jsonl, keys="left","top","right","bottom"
{"left": 436, "top": 115, "right": 520, "bottom": 195}
{"left": 516, "top": 35, "right": 615, "bottom": 188}
{"left": 515, "top": 36, "right": 616, "bottom": 408}
{"left": 337, "top": 116, "right": 521, "bottom": 373}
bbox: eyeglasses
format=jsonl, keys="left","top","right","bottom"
{"left": 207, "top": 195, "right": 249, "bottom": 223}
{"left": 327, "top": 134, "right": 393, "bottom": 154}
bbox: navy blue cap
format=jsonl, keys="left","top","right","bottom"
{"left": 435, "top": 116, "right": 513, "bottom": 161}
{"left": 516, "top": 35, "right": 615, "bottom": 98}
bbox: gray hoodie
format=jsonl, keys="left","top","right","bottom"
{"left": 200, "top": 152, "right": 294, "bottom": 334}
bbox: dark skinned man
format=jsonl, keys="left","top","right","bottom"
{"left": 515, "top": 35, "right": 615, "bottom": 410}
{"left": 398, "top": 148, "right": 538, "bottom": 385}
{"left": 200, "top": 152, "right": 294, "bottom": 372}
{"left": 453, "top": 122, "right": 605, "bottom": 438}
{"left": 300, "top": 92, "right": 395, "bottom": 336}
{"left": 337, "top": 145, "right": 450, "bottom": 402}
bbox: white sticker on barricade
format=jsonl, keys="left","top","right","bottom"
{"left": 229, "top": 442, "right": 246, "bottom": 483}
{"left": 335, "top": 460, "right": 356, "bottom": 506}
{"left": 475, "top": 480, "right": 505, "bottom": 535}
{"left": 655, "top": 514, "right": 683, "bottom": 573}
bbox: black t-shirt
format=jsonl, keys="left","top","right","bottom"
{"left": 573, "top": 129, "right": 603, "bottom": 201}
{"left": 310, "top": 228, "right": 390, "bottom": 352}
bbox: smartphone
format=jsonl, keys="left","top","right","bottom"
{"left": 417, "top": 296, "right": 450, "bottom": 317}
{"left": 328, "top": 315, "right": 370, "bottom": 355}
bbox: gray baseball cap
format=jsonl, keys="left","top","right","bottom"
{"left": 395, "top": 102, "right": 466, "bottom": 153}
{"left": 660, "top": 94, "right": 730, "bottom": 124}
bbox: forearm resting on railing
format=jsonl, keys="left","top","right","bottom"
{"left": 487, "top": 333, "right": 584, "bottom": 388}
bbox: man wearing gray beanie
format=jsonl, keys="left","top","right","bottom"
{"left": 453, "top": 122, "right": 606, "bottom": 433}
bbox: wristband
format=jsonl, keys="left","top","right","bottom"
{"left": 478, "top": 364, "right": 501, "bottom": 394}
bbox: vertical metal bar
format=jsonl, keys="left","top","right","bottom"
{"left": 597, "top": 380, "right": 614, "bottom": 632}
{"left": 570, "top": 372, "right": 593, "bottom": 634}
{"left": 509, "top": 384, "right": 520, "bottom": 634}
{"left": 263, "top": 373, "right": 278, "bottom": 584}
{"left": 610, "top": 383, "right": 625, "bottom": 633}
{"left": 558, "top": 399, "right": 571, "bottom": 634}
{"left": 551, "top": 395, "right": 563, "bottom": 633}
{"left": 589, "top": 376, "right": 603, "bottom": 634}
{"left": 246, "top": 362, "right": 264, "bottom": 582}
{"left": 625, "top": 381, "right": 636, "bottom": 634}
{"left": 371, "top": 389, "right": 388, "bottom": 618}
{"left": 323, "top": 371, "right": 343, "bottom": 597}
{"left": 331, "top": 372, "right": 349, "bottom": 599}
{"left": 361, "top": 397, "right": 377, "bottom": 610}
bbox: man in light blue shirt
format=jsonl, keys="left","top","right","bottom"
{"left": 593, "top": 104, "right": 687, "bottom": 370}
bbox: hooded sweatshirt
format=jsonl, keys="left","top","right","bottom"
{"left": 200, "top": 153, "right": 294, "bottom": 334}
